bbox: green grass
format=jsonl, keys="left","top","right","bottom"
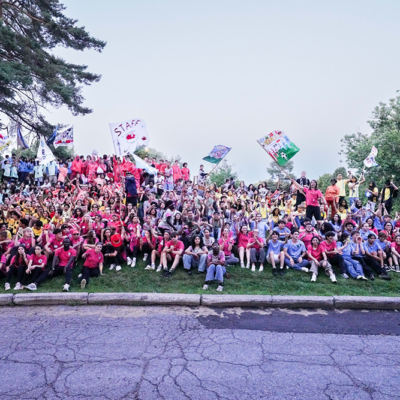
{"left": 2, "top": 258, "right": 400, "bottom": 297}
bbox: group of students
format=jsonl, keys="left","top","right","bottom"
{"left": 0, "top": 152, "right": 399, "bottom": 293}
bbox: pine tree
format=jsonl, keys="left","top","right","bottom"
{"left": 0, "top": 0, "right": 106, "bottom": 137}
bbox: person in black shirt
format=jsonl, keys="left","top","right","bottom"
{"left": 295, "top": 171, "right": 310, "bottom": 209}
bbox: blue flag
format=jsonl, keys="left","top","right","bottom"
{"left": 17, "top": 123, "right": 29, "bottom": 149}
{"left": 46, "top": 125, "right": 58, "bottom": 146}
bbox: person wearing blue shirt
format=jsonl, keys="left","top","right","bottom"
{"left": 272, "top": 220, "right": 291, "bottom": 241}
{"left": 359, "top": 222, "right": 377, "bottom": 241}
{"left": 266, "top": 231, "right": 285, "bottom": 276}
{"left": 283, "top": 230, "right": 310, "bottom": 272}
{"left": 375, "top": 231, "right": 394, "bottom": 270}
{"left": 250, "top": 213, "right": 269, "bottom": 239}
{"left": 337, "top": 233, "right": 367, "bottom": 280}
{"left": 363, "top": 234, "right": 391, "bottom": 280}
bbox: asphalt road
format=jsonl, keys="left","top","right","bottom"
{"left": 0, "top": 306, "right": 399, "bottom": 400}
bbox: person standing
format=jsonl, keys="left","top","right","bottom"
{"left": 295, "top": 171, "right": 310, "bottom": 209}
{"left": 379, "top": 180, "right": 398, "bottom": 214}
{"left": 325, "top": 178, "right": 340, "bottom": 217}
{"left": 335, "top": 171, "right": 352, "bottom": 205}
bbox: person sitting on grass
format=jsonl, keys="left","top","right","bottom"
{"left": 4, "top": 244, "right": 29, "bottom": 291}
{"left": 151, "top": 231, "right": 170, "bottom": 272}
{"left": 23, "top": 245, "right": 48, "bottom": 287}
{"left": 218, "top": 228, "right": 239, "bottom": 266}
{"left": 283, "top": 230, "right": 310, "bottom": 272}
{"left": 266, "top": 231, "right": 285, "bottom": 276}
{"left": 336, "top": 233, "right": 367, "bottom": 280}
{"left": 390, "top": 234, "right": 400, "bottom": 272}
{"left": 363, "top": 234, "right": 391, "bottom": 280}
{"left": 247, "top": 229, "right": 265, "bottom": 272}
{"left": 104, "top": 234, "right": 125, "bottom": 272}
{"left": 183, "top": 235, "right": 208, "bottom": 275}
{"left": 25, "top": 238, "right": 76, "bottom": 292}
{"left": 203, "top": 242, "right": 226, "bottom": 292}
{"left": 161, "top": 232, "right": 184, "bottom": 278}
{"left": 79, "top": 242, "right": 104, "bottom": 289}
{"left": 307, "top": 236, "right": 337, "bottom": 283}
{"left": 321, "top": 231, "right": 349, "bottom": 279}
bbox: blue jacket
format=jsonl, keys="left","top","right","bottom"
{"left": 125, "top": 177, "right": 137, "bottom": 196}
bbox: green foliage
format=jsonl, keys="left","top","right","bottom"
{"left": 0, "top": 0, "right": 106, "bottom": 137}
{"left": 265, "top": 160, "right": 295, "bottom": 191}
{"left": 134, "top": 146, "right": 181, "bottom": 164}
{"left": 208, "top": 159, "right": 238, "bottom": 187}
{"left": 317, "top": 167, "right": 348, "bottom": 194}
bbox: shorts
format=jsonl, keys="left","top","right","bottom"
{"left": 267, "top": 253, "right": 280, "bottom": 263}
{"left": 306, "top": 205, "right": 322, "bottom": 221}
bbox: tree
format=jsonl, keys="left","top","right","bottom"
{"left": 340, "top": 93, "right": 400, "bottom": 187}
{"left": 208, "top": 159, "right": 238, "bottom": 187}
{"left": 0, "top": 0, "right": 106, "bottom": 137}
{"left": 266, "top": 160, "right": 295, "bottom": 191}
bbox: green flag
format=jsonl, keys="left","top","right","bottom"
{"left": 257, "top": 131, "right": 299, "bottom": 166}
{"left": 202, "top": 145, "right": 231, "bottom": 164}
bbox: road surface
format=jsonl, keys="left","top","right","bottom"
{"left": 0, "top": 306, "right": 399, "bottom": 399}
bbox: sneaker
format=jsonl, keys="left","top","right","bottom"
{"left": 380, "top": 273, "right": 391, "bottom": 281}
{"left": 131, "top": 258, "right": 136, "bottom": 268}
{"left": 163, "top": 266, "right": 168, "bottom": 271}
{"left": 341, "top": 273, "right": 349, "bottom": 279}
{"left": 251, "top": 265, "right": 256, "bottom": 272}
{"left": 78, "top": 273, "right": 82, "bottom": 278}
{"left": 62, "top": 284, "right": 70, "bottom": 292}
{"left": 156, "top": 265, "right": 162, "bottom": 272}
{"left": 395, "top": 265, "right": 400, "bottom": 273}
{"left": 80, "top": 279, "right": 86, "bottom": 289}
{"left": 4, "top": 282, "right": 10, "bottom": 291}
{"left": 259, "top": 265, "right": 264, "bottom": 272}
{"left": 14, "top": 282, "right": 22, "bottom": 290}
{"left": 272, "top": 268, "right": 278, "bottom": 276}
{"left": 127, "top": 257, "right": 132, "bottom": 266}
{"left": 279, "top": 268, "right": 285, "bottom": 276}
{"left": 203, "top": 284, "right": 209, "bottom": 290}
{"left": 187, "top": 270, "right": 192, "bottom": 276}
{"left": 311, "top": 273, "right": 317, "bottom": 282}
{"left": 143, "top": 254, "right": 148, "bottom": 262}
{"left": 361, "top": 276, "right": 368, "bottom": 281}
{"left": 25, "top": 283, "right": 37, "bottom": 291}
{"left": 246, "top": 263, "right": 250, "bottom": 269}
{"left": 115, "top": 265, "right": 121, "bottom": 271}
{"left": 144, "top": 265, "right": 153, "bottom": 270}
{"left": 356, "top": 275, "right": 363, "bottom": 280}
{"left": 151, "top": 263, "right": 156, "bottom": 270}
{"left": 216, "top": 285, "right": 224, "bottom": 292}
{"left": 109, "top": 264, "right": 116, "bottom": 271}
{"left": 330, "top": 274, "right": 337, "bottom": 284}
{"left": 369, "top": 274, "right": 375, "bottom": 281}
{"left": 301, "top": 267, "right": 309, "bottom": 273}
{"left": 240, "top": 262, "right": 245, "bottom": 268}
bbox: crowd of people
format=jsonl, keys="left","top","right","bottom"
{"left": 0, "top": 152, "right": 399, "bottom": 293}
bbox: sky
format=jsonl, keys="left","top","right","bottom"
{"left": 47, "top": 0, "right": 400, "bottom": 182}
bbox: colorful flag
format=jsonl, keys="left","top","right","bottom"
{"left": 36, "top": 136, "right": 56, "bottom": 165}
{"left": 202, "top": 145, "right": 231, "bottom": 164}
{"left": 363, "top": 146, "right": 379, "bottom": 168}
{"left": 0, "top": 132, "right": 12, "bottom": 153}
{"left": 109, "top": 119, "right": 149, "bottom": 156}
{"left": 17, "top": 123, "right": 29, "bottom": 149}
{"left": 131, "top": 153, "right": 158, "bottom": 175}
{"left": 257, "top": 130, "right": 299, "bottom": 166}
{"left": 46, "top": 125, "right": 58, "bottom": 145}
{"left": 54, "top": 126, "right": 74, "bottom": 148}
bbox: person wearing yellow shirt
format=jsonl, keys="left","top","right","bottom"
{"left": 255, "top": 199, "right": 269, "bottom": 222}
{"left": 379, "top": 180, "right": 398, "bottom": 214}
{"left": 335, "top": 171, "right": 352, "bottom": 204}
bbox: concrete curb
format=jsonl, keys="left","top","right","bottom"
{"left": 334, "top": 296, "right": 400, "bottom": 310}
{"left": 88, "top": 292, "right": 201, "bottom": 306}
{"left": 0, "top": 294, "right": 13, "bottom": 305}
{"left": 13, "top": 293, "right": 88, "bottom": 306}
{"left": 1, "top": 293, "right": 400, "bottom": 310}
{"left": 202, "top": 295, "right": 272, "bottom": 307}
{"left": 271, "top": 295, "right": 334, "bottom": 309}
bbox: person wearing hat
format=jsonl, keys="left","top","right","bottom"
{"left": 26, "top": 238, "right": 76, "bottom": 292}
{"left": 103, "top": 233, "right": 125, "bottom": 271}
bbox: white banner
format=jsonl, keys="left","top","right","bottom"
{"left": 54, "top": 126, "right": 74, "bottom": 148}
{"left": 36, "top": 136, "right": 56, "bottom": 165}
{"left": 131, "top": 153, "right": 158, "bottom": 175}
{"left": 109, "top": 119, "right": 149, "bottom": 157}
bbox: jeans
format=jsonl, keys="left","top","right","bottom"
{"left": 284, "top": 257, "right": 310, "bottom": 270}
{"left": 352, "top": 255, "right": 374, "bottom": 276}
{"left": 250, "top": 248, "right": 265, "bottom": 263}
{"left": 205, "top": 264, "right": 226, "bottom": 283}
{"left": 35, "top": 266, "right": 72, "bottom": 286}
{"left": 343, "top": 257, "right": 364, "bottom": 278}
{"left": 6, "top": 264, "right": 27, "bottom": 284}
{"left": 225, "top": 255, "right": 239, "bottom": 266}
{"left": 183, "top": 254, "right": 207, "bottom": 272}
{"left": 349, "top": 197, "right": 358, "bottom": 207}
{"left": 328, "top": 254, "right": 347, "bottom": 274}
{"left": 80, "top": 266, "right": 100, "bottom": 285}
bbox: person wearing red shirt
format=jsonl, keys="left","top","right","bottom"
{"left": 181, "top": 163, "right": 190, "bottom": 182}
{"left": 247, "top": 229, "right": 265, "bottom": 272}
{"left": 307, "top": 236, "right": 336, "bottom": 283}
{"left": 321, "top": 231, "right": 348, "bottom": 278}
{"left": 80, "top": 243, "right": 104, "bottom": 289}
{"left": 161, "top": 233, "right": 184, "bottom": 277}
{"left": 172, "top": 160, "right": 182, "bottom": 182}
{"left": 44, "top": 228, "right": 64, "bottom": 257}
{"left": 235, "top": 224, "right": 251, "bottom": 268}
{"left": 24, "top": 245, "right": 48, "bottom": 286}
{"left": 26, "top": 238, "right": 76, "bottom": 292}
